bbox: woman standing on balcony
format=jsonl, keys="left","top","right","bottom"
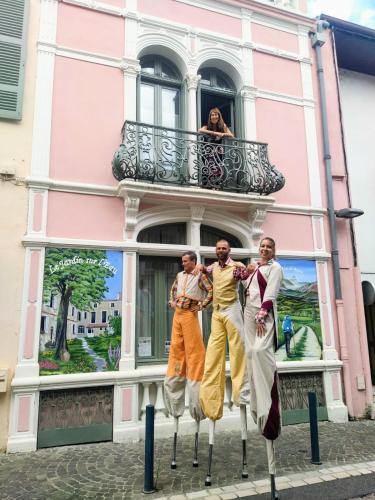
{"left": 198, "top": 107, "right": 233, "bottom": 189}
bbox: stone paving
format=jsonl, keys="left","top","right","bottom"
{"left": 2, "top": 421, "right": 375, "bottom": 499}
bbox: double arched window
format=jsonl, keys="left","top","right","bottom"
{"left": 138, "top": 54, "right": 243, "bottom": 137}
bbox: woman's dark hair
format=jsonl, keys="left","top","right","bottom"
{"left": 207, "top": 107, "right": 225, "bottom": 132}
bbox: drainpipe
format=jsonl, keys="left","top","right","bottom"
{"left": 311, "top": 20, "right": 354, "bottom": 417}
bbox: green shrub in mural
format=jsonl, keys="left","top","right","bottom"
{"left": 275, "top": 259, "right": 322, "bottom": 362}
{"left": 39, "top": 248, "right": 123, "bottom": 375}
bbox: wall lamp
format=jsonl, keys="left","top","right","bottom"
{"left": 335, "top": 208, "right": 364, "bottom": 219}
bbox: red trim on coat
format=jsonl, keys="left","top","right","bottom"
{"left": 262, "top": 372, "right": 281, "bottom": 441}
{"left": 257, "top": 268, "right": 267, "bottom": 302}
{"left": 261, "top": 300, "right": 273, "bottom": 311}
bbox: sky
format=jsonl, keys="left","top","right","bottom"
{"left": 278, "top": 259, "right": 317, "bottom": 283}
{"left": 104, "top": 250, "right": 123, "bottom": 299}
{"left": 310, "top": 0, "right": 375, "bottom": 29}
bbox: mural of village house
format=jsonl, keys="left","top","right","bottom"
{"left": 39, "top": 248, "right": 123, "bottom": 375}
{"left": 275, "top": 259, "right": 322, "bottom": 362}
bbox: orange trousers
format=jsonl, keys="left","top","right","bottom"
{"left": 164, "top": 307, "right": 206, "bottom": 421}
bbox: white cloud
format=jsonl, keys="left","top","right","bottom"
{"left": 310, "top": 0, "right": 355, "bottom": 20}
{"left": 359, "top": 8, "right": 375, "bottom": 26}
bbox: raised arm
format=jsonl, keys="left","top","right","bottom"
{"left": 260, "top": 264, "right": 284, "bottom": 312}
{"left": 222, "top": 124, "right": 234, "bottom": 138}
{"left": 199, "top": 274, "right": 213, "bottom": 309}
{"left": 169, "top": 275, "right": 178, "bottom": 308}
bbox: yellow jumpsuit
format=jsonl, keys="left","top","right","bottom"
{"left": 199, "top": 259, "right": 250, "bottom": 421}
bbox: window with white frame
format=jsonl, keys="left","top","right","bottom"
{"left": 136, "top": 222, "right": 247, "bottom": 364}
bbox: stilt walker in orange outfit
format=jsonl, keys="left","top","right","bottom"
{"left": 194, "top": 240, "right": 250, "bottom": 486}
{"left": 164, "top": 251, "right": 212, "bottom": 469}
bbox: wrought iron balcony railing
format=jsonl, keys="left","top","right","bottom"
{"left": 112, "top": 121, "right": 285, "bottom": 195}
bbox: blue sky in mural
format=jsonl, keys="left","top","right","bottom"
{"left": 310, "top": 0, "right": 375, "bottom": 29}
{"left": 104, "top": 250, "right": 123, "bottom": 299}
{"left": 278, "top": 259, "right": 317, "bottom": 284}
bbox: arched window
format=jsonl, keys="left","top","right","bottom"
{"left": 198, "top": 67, "right": 240, "bottom": 136}
{"left": 139, "top": 55, "right": 182, "bottom": 129}
{"left": 200, "top": 224, "right": 243, "bottom": 248}
{"left": 137, "top": 223, "right": 186, "bottom": 245}
{"left": 199, "top": 68, "right": 235, "bottom": 93}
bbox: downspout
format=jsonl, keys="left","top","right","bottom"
{"left": 311, "top": 20, "right": 354, "bottom": 417}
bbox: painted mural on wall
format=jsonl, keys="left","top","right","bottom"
{"left": 39, "top": 248, "right": 123, "bottom": 375}
{"left": 275, "top": 259, "right": 322, "bottom": 362}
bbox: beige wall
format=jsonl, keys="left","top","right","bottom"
{"left": 0, "top": 0, "right": 40, "bottom": 451}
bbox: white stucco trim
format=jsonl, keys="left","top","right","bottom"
{"left": 27, "top": 188, "right": 49, "bottom": 236}
{"left": 20, "top": 236, "right": 331, "bottom": 261}
{"left": 256, "top": 88, "right": 314, "bottom": 107}
{"left": 30, "top": 0, "right": 57, "bottom": 178}
{"left": 25, "top": 178, "right": 328, "bottom": 217}
{"left": 269, "top": 203, "right": 326, "bottom": 215}
{"left": 15, "top": 247, "right": 46, "bottom": 376}
{"left": 26, "top": 177, "right": 118, "bottom": 196}
{"left": 316, "top": 260, "right": 338, "bottom": 361}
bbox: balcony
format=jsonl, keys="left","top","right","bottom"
{"left": 112, "top": 121, "right": 285, "bottom": 196}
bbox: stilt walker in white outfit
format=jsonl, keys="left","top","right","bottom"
{"left": 239, "top": 237, "right": 284, "bottom": 500}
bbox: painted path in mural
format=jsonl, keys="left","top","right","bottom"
{"left": 275, "top": 325, "right": 322, "bottom": 361}
{"left": 80, "top": 337, "right": 107, "bottom": 371}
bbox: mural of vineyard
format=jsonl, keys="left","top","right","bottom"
{"left": 275, "top": 259, "right": 322, "bottom": 362}
{"left": 38, "top": 248, "right": 123, "bottom": 375}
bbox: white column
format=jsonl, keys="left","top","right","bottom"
{"left": 186, "top": 73, "right": 200, "bottom": 132}
{"left": 30, "top": 0, "right": 58, "bottom": 179}
{"left": 242, "top": 86, "right": 257, "bottom": 142}
{"left": 122, "top": 61, "right": 140, "bottom": 123}
{"left": 241, "top": 10, "right": 257, "bottom": 142}
{"left": 113, "top": 383, "right": 140, "bottom": 443}
{"left": 187, "top": 205, "right": 205, "bottom": 252}
{"left": 123, "top": 2, "right": 140, "bottom": 122}
{"left": 119, "top": 251, "right": 137, "bottom": 371}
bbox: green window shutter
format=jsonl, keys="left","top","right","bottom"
{"left": 0, "top": 0, "right": 28, "bottom": 120}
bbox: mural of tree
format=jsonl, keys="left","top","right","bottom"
{"left": 43, "top": 249, "right": 114, "bottom": 360}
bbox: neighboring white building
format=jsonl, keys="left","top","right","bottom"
{"left": 323, "top": 15, "right": 375, "bottom": 390}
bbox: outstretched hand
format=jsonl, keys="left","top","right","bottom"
{"left": 247, "top": 263, "right": 256, "bottom": 274}
{"left": 192, "top": 264, "right": 204, "bottom": 276}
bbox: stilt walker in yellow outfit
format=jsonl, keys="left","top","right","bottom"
{"left": 164, "top": 251, "right": 212, "bottom": 469}
{"left": 195, "top": 240, "right": 250, "bottom": 485}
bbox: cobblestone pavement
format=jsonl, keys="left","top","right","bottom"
{"left": 2, "top": 421, "right": 375, "bottom": 499}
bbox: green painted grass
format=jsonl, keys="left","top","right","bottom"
{"left": 39, "top": 338, "right": 96, "bottom": 375}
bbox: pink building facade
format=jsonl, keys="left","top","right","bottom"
{"left": 7, "top": 0, "right": 373, "bottom": 452}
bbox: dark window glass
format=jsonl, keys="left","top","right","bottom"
{"left": 198, "top": 68, "right": 235, "bottom": 92}
{"left": 91, "top": 312, "right": 96, "bottom": 323}
{"left": 137, "top": 256, "right": 181, "bottom": 363}
{"left": 137, "top": 223, "right": 186, "bottom": 244}
{"left": 200, "top": 224, "right": 242, "bottom": 248}
{"left": 102, "top": 311, "right": 107, "bottom": 323}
